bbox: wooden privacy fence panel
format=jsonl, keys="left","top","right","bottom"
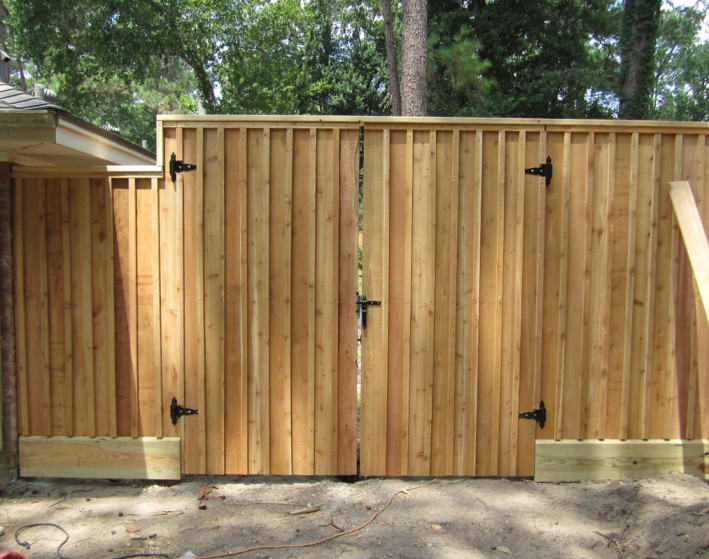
{"left": 361, "top": 123, "right": 547, "bottom": 476}
{"left": 161, "top": 120, "right": 360, "bottom": 475}
{"left": 14, "top": 176, "right": 118, "bottom": 438}
{"left": 360, "top": 120, "right": 709, "bottom": 477}
{"left": 542, "top": 127, "right": 708, "bottom": 444}
{"left": 14, "top": 118, "right": 360, "bottom": 476}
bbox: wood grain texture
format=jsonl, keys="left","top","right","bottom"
{"left": 535, "top": 439, "right": 709, "bottom": 482}
{"left": 20, "top": 436, "right": 181, "bottom": 480}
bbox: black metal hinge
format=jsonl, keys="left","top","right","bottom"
{"left": 169, "top": 153, "right": 198, "bottom": 182}
{"left": 356, "top": 293, "right": 381, "bottom": 330}
{"left": 519, "top": 400, "right": 546, "bottom": 429}
{"left": 525, "top": 156, "right": 553, "bottom": 187}
{"left": 170, "top": 397, "right": 199, "bottom": 425}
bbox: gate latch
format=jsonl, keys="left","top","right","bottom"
{"left": 169, "top": 153, "right": 198, "bottom": 182}
{"left": 525, "top": 156, "right": 553, "bottom": 187}
{"left": 519, "top": 400, "right": 546, "bottom": 428}
{"left": 356, "top": 293, "right": 381, "bottom": 330}
{"left": 170, "top": 397, "right": 199, "bottom": 425}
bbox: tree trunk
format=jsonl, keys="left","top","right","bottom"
{"left": 619, "top": 0, "right": 662, "bottom": 119}
{"left": 401, "top": 0, "right": 427, "bottom": 116}
{"left": 380, "top": 0, "right": 402, "bottom": 116}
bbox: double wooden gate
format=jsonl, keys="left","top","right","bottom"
{"left": 14, "top": 117, "right": 709, "bottom": 479}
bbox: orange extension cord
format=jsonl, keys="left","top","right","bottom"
{"left": 196, "top": 479, "right": 438, "bottom": 559}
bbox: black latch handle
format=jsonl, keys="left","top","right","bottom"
{"left": 356, "top": 293, "right": 381, "bottom": 330}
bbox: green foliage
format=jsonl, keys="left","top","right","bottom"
{"left": 428, "top": 28, "right": 491, "bottom": 116}
{"left": 619, "top": 0, "right": 663, "bottom": 119}
{"left": 1, "top": 0, "right": 706, "bottom": 138}
{"left": 652, "top": 6, "right": 709, "bottom": 121}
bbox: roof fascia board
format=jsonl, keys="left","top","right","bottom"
{"left": 56, "top": 112, "right": 155, "bottom": 165}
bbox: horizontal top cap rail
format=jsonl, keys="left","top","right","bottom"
{"left": 158, "top": 114, "right": 709, "bottom": 132}
{"left": 158, "top": 114, "right": 363, "bottom": 129}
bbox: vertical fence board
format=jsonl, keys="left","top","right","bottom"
{"left": 291, "top": 128, "right": 314, "bottom": 474}
{"left": 361, "top": 129, "right": 387, "bottom": 476}
{"left": 247, "top": 128, "right": 271, "bottom": 474}
{"left": 46, "top": 180, "right": 67, "bottom": 436}
{"left": 90, "top": 178, "right": 116, "bottom": 437}
{"left": 70, "top": 180, "right": 96, "bottom": 436}
{"left": 269, "top": 129, "right": 293, "bottom": 474}
{"left": 337, "top": 129, "right": 359, "bottom": 474}
{"left": 183, "top": 127, "right": 205, "bottom": 473}
{"left": 454, "top": 130, "right": 481, "bottom": 475}
{"left": 224, "top": 128, "right": 248, "bottom": 473}
{"left": 204, "top": 128, "right": 226, "bottom": 473}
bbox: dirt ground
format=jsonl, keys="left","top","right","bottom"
{"left": 1, "top": 474, "right": 708, "bottom": 559}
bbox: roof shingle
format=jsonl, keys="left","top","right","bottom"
{"left": 0, "top": 82, "right": 60, "bottom": 111}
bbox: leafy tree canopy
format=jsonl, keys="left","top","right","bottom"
{"left": 0, "top": 0, "right": 706, "bottom": 149}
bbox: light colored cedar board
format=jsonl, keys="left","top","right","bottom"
{"left": 314, "top": 129, "right": 339, "bottom": 474}
{"left": 159, "top": 126, "right": 185, "bottom": 447}
{"left": 268, "top": 128, "right": 294, "bottom": 475}
{"left": 406, "top": 130, "right": 435, "bottom": 476}
{"left": 128, "top": 178, "right": 140, "bottom": 438}
{"left": 204, "top": 127, "right": 226, "bottom": 474}
{"left": 535, "top": 439, "right": 709, "bottom": 482}
{"left": 516, "top": 131, "right": 543, "bottom": 475}
{"left": 452, "top": 130, "right": 471, "bottom": 475}
{"left": 360, "top": 128, "right": 387, "bottom": 476}
{"left": 559, "top": 134, "right": 591, "bottom": 439}
{"left": 610, "top": 133, "right": 636, "bottom": 439}
{"left": 696, "top": 135, "right": 709, "bottom": 438}
{"left": 290, "top": 128, "right": 314, "bottom": 475}
{"left": 585, "top": 135, "right": 613, "bottom": 439}
{"left": 70, "top": 179, "right": 96, "bottom": 437}
{"left": 337, "top": 128, "right": 359, "bottom": 475}
{"left": 60, "top": 181, "right": 74, "bottom": 436}
{"left": 648, "top": 136, "right": 676, "bottom": 438}
{"left": 136, "top": 180, "right": 157, "bottom": 437}
{"left": 386, "top": 129, "right": 410, "bottom": 475}
{"left": 182, "top": 127, "right": 206, "bottom": 474}
{"left": 537, "top": 133, "right": 562, "bottom": 443}
{"left": 111, "top": 181, "right": 131, "bottom": 437}
{"left": 45, "top": 180, "right": 67, "bottom": 435}
{"left": 19, "top": 436, "right": 181, "bottom": 480}
{"left": 626, "top": 134, "right": 657, "bottom": 439}
{"left": 432, "top": 130, "right": 459, "bottom": 475}
{"left": 474, "top": 131, "right": 501, "bottom": 474}
{"left": 90, "top": 178, "right": 116, "bottom": 437}
{"left": 150, "top": 176, "right": 163, "bottom": 440}
{"left": 247, "top": 128, "right": 271, "bottom": 474}
{"left": 554, "top": 133, "right": 572, "bottom": 440}
{"left": 453, "top": 130, "right": 482, "bottom": 474}
{"left": 224, "top": 128, "right": 248, "bottom": 474}
{"left": 499, "top": 132, "right": 524, "bottom": 475}
{"left": 20, "top": 179, "right": 51, "bottom": 435}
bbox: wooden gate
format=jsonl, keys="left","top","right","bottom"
{"left": 360, "top": 122, "right": 548, "bottom": 476}
{"left": 160, "top": 118, "right": 361, "bottom": 474}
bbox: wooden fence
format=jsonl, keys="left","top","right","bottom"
{"left": 360, "top": 120, "right": 709, "bottom": 477}
{"left": 11, "top": 117, "right": 709, "bottom": 479}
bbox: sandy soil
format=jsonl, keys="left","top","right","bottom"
{"left": 0, "top": 474, "right": 708, "bottom": 559}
